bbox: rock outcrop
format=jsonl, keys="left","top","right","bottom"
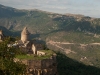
{"left": 15, "top": 55, "right": 58, "bottom": 75}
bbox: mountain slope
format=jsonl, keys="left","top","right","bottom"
{"left": 1, "top": 4, "right": 100, "bottom": 68}
{"left": 0, "top": 4, "right": 100, "bottom": 35}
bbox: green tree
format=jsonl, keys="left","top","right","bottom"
{"left": 0, "top": 37, "right": 26, "bottom": 75}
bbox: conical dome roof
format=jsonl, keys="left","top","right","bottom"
{"left": 21, "top": 27, "right": 30, "bottom": 35}
{"left": 0, "top": 30, "right": 3, "bottom": 35}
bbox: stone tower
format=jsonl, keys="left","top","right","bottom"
{"left": 0, "top": 30, "right": 4, "bottom": 42}
{"left": 21, "top": 27, "right": 30, "bottom": 43}
{"left": 32, "top": 44, "right": 37, "bottom": 54}
{"left": 0, "top": 30, "right": 3, "bottom": 35}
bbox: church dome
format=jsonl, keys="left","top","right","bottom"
{"left": 21, "top": 27, "right": 30, "bottom": 35}
{"left": 21, "top": 27, "right": 30, "bottom": 43}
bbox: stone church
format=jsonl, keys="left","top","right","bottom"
{"left": 1, "top": 27, "right": 58, "bottom": 75}
{"left": 0, "top": 27, "right": 45, "bottom": 55}
{"left": 16, "top": 27, "right": 45, "bottom": 55}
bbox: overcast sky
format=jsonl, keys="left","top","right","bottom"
{"left": 0, "top": 0, "right": 100, "bottom": 18}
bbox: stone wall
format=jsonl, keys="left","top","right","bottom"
{"left": 27, "top": 59, "right": 57, "bottom": 75}
{"left": 19, "top": 57, "right": 58, "bottom": 75}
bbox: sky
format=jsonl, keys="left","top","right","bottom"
{"left": 0, "top": 0, "right": 100, "bottom": 18}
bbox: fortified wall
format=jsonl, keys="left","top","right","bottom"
{"left": 15, "top": 55, "right": 58, "bottom": 75}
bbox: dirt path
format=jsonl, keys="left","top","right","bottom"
{"left": 47, "top": 40, "right": 76, "bottom": 54}
{"left": 47, "top": 40, "right": 74, "bottom": 45}
{"left": 47, "top": 40, "right": 100, "bottom": 54}
{"left": 47, "top": 40, "right": 100, "bottom": 45}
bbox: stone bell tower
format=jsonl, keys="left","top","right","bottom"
{"left": 0, "top": 30, "right": 4, "bottom": 42}
{"left": 21, "top": 27, "right": 30, "bottom": 43}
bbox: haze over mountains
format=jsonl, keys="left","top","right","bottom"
{"left": 1, "top": 4, "right": 100, "bottom": 69}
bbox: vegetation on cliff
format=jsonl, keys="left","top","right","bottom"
{"left": 1, "top": 37, "right": 100, "bottom": 75}
{"left": 0, "top": 37, "right": 26, "bottom": 75}
{"left": 16, "top": 50, "right": 55, "bottom": 60}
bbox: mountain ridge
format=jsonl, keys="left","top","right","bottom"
{"left": 1, "top": 4, "right": 100, "bottom": 43}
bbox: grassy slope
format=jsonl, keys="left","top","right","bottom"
{"left": 57, "top": 53, "right": 100, "bottom": 75}
{"left": 46, "top": 31, "right": 100, "bottom": 43}
{"left": 16, "top": 50, "right": 54, "bottom": 60}
{"left": 46, "top": 31, "right": 100, "bottom": 67}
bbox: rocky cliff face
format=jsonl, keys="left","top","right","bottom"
{"left": 15, "top": 55, "right": 58, "bottom": 75}
{"left": 27, "top": 59, "right": 57, "bottom": 75}
{"left": 27, "top": 67, "right": 57, "bottom": 75}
